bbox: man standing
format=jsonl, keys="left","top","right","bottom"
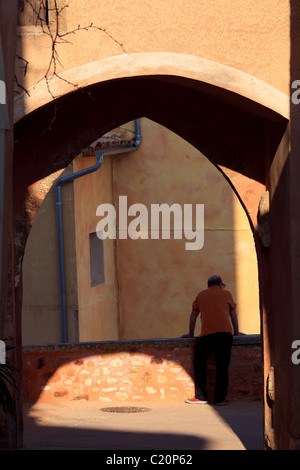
{"left": 182, "top": 275, "right": 239, "bottom": 405}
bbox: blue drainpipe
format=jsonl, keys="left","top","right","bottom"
{"left": 56, "top": 119, "right": 141, "bottom": 343}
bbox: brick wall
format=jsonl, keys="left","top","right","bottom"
{"left": 22, "top": 335, "right": 262, "bottom": 403}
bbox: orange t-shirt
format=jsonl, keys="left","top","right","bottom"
{"left": 192, "top": 285, "right": 236, "bottom": 336}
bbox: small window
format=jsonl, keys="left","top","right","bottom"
{"left": 18, "top": 0, "right": 49, "bottom": 27}
{"left": 89, "top": 232, "right": 105, "bottom": 287}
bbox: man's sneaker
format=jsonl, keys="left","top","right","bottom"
{"left": 214, "top": 401, "right": 229, "bottom": 406}
{"left": 185, "top": 397, "right": 208, "bottom": 404}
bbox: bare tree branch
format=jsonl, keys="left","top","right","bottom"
{"left": 15, "top": 0, "right": 128, "bottom": 97}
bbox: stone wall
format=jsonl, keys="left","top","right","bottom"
{"left": 22, "top": 335, "right": 262, "bottom": 404}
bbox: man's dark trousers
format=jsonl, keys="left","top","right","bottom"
{"left": 193, "top": 332, "right": 233, "bottom": 403}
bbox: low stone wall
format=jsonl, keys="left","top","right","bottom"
{"left": 22, "top": 335, "right": 262, "bottom": 404}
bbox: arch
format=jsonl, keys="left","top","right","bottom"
{"left": 13, "top": 53, "right": 289, "bottom": 347}
{"left": 13, "top": 53, "right": 288, "bottom": 218}
{"left": 14, "top": 52, "right": 289, "bottom": 123}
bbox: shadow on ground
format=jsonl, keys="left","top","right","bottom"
{"left": 212, "top": 401, "right": 264, "bottom": 450}
{"left": 22, "top": 400, "right": 264, "bottom": 450}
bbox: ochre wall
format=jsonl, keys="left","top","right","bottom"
{"left": 73, "top": 155, "right": 119, "bottom": 342}
{"left": 114, "top": 120, "right": 260, "bottom": 338}
{"left": 22, "top": 166, "right": 78, "bottom": 345}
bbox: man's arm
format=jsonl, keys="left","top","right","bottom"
{"left": 181, "top": 310, "right": 200, "bottom": 338}
{"left": 230, "top": 309, "right": 239, "bottom": 336}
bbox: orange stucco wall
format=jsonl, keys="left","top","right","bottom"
{"left": 16, "top": 0, "right": 290, "bottom": 96}
{"left": 73, "top": 155, "right": 119, "bottom": 342}
{"left": 74, "top": 119, "right": 260, "bottom": 341}
{"left": 22, "top": 167, "right": 79, "bottom": 345}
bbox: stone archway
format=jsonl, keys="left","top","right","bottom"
{"left": 12, "top": 54, "right": 290, "bottom": 448}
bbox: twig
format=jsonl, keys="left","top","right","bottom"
{"left": 15, "top": 0, "right": 128, "bottom": 98}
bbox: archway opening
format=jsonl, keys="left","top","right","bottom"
{"left": 21, "top": 117, "right": 261, "bottom": 345}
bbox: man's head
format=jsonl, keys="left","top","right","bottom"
{"left": 207, "top": 275, "right": 225, "bottom": 288}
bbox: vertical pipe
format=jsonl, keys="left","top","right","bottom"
{"left": 55, "top": 152, "right": 103, "bottom": 343}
